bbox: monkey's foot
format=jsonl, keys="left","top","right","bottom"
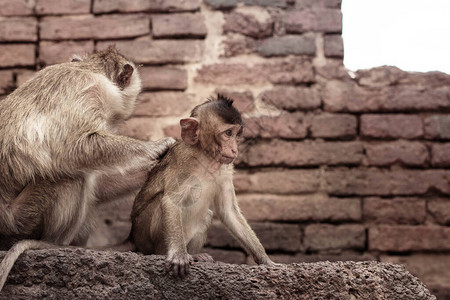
{"left": 165, "top": 253, "right": 193, "bottom": 278}
{"left": 192, "top": 253, "right": 214, "bottom": 263}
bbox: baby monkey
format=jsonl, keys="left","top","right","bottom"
{"left": 131, "top": 95, "right": 274, "bottom": 277}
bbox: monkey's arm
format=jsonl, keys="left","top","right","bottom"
{"left": 214, "top": 180, "right": 274, "bottom": 265}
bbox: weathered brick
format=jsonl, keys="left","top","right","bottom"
{"left": 203, "top": 248, "right": 246, "bottom": 264}
{"left": 222, "top": 35, "right": 260, "bottom": 57}
{"left": 147, "top": 0, "right": 201, "bottom": 12}
{"left": 41, "top": 14, "right": 150, "bottom": 40}
{"left": 431, "top": 143, "right": 450, "bottom": 166}
{"left": 234, "top": 169, "right": 320, "bottom": 194}
{"left": 0, "top": 70, "right": 14, "bottom": 94}
{"left": 195, "top": 58, "right": 314, "bottom": 85}
{"left": 204, "top": 0, "right": 237, "bottom": 9}
{"left": 0, "top": 0, "right": 34, "bottom": 16}
{"left": 424, "top": 115, "right": 450, "bottom": 140}
{"left": 364, "top": 197, "right": 426, "bottom": 224}
{"left": 119, "top": 118, "right": 159, "bottom": 141}
{"left": 260, "top": 86, "right": 321, "bottom": 110}
{"left": 0, "top": 17, "right": 37, "bottom": 41}
{"left": 428, "top": 198, "right": 450, "bottom": 225}
{"left": 207, "top": 221, "right": 301, "bottom": 252}
{"left": 139, "top": 67, "right": 187, "bottom": 91}
{"left": 323, "top": 169, "right": 450, "bottom": 196}
{"left": 214, "top": 90, "right": 254, "bottom": 113}
{"left": 152, "top": 13, "right": 207, "bottom": 38}
{"left": 380, "top": 254, "right": 450, "bottom": 296}
{"left": 258, "top": 35, "right": 316, "bottom": 57}
{"left": 310, "top": 113, "right": 357, "bottom": 138}
{"left": 242, "top": 0, "right": 290, "bottom": 7}
{"left": 304, "top": 224, "right": 366, "bottom": 251}
{"left": 284, "top": 8, "right": 342, "bottom": 33}
{"left": 361, "top": 114, "right": 423, "bottom": 139}
{"left": 315, "top": 60, "right": 351, "bottom": 80}
{"left": 39, "top": 40, "right": 94, "bottom": 65}
{"left": 94, "top": 0, "right": 201, "bottom": 13}
{"left": 16, "top": 70, "right": 36, "bottom": 86}
{"left": 270, "top": 252, "right": 375, "bottom": 264}
{"left": 134, "top": 92, "right": 192, "bottom": 117}
{"left": 224, "top": 11, "right": 273, "bottom": 38}
{"left": 0, "top": 44, "right": 35, "bottom": 67}
{"left": 100, "top": 37, "right": 204, "bottom": 64}
{"left": 365, "top": 141, "right": 429, "bottom": 167}
{"left": 36, "top": 0, "right": 90, "bottom": 15}
{"left": 239, "top": 140, "right": 363, "bottom": 167}
{"left": 369, "top": 225, "right": 450, "bottom": 251}
{"left": 324, "top": 34, "right": 343, "bottom": 57}
{"left": 298, "top": 0, "right": 342, "bottom": 9}
{"left": 323, "top": 80, "right": 450, "bottom": 112}
{"left": 242, "top": 112, "right": 309, "bottom": 140}
{"left": 237, "top": 194, "right": 361, "bottom": 222}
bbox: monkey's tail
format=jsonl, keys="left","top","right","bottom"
{"left": 0, "top": 239, "right": 53, "bottom": 292}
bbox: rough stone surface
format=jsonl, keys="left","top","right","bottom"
{"left": 242, "top": 112, "right": 309, "bottom": 139}
{"left": 428, "top": 198, "right": 450, "bottom": 225}
{"left": 101, "top": 37, "right": 204, "bottom": 64}
{"left": 36, "top": 0, "right": 90, "bottom": 15}
{"left": 310, "top": 113, "right": 357, "bottom": 138}
{"left": 139, "top": 67, "right": 188, "bottom": 91}
{"left": 0, "top": 0, "right": 35, "bottom": 16}
{"left": 304, "top": 224, "right": 366, "bottom": 251}
{"left": 94, "top": 0, "right": 201, "bottom": 12}
{"left": 260, "top": 86, "right": 321, "bottom": 110}
{"left": 365, "top": 141, "right": 429, "bottom": 166}
{"left": 119, "top": 118, "right": 159, "bottom": 141}
{"left": 363, "top": 197, "right": 426, "bottom": 224}
{"left": 152, "top": 13, "right": 207, "bottom": 38}
{"left": 284, "top": 8, "right": 342, "bottom": 33}
{"left": 361, "top": 114, "right": 423, "bottom": 139}
{"left": 0, "top": 249, "right": 436, "bottom": 300}
{"left": 424, "top": 115, "right": 450, "bottom": 140}
{"left": 39, "top": 40, "right": 94, "bottom": 65}
{"left": 258, "top": 35, "right": 316, "bottom": 57}
{"left": 224, "top": 11, "right": 273, "bottom": 38}
{"left": 0, "top": 44, "right": 35, "bottom": 67}
{"left": 222, "top": 34, "right": 261, "bottom": 57}
{"left": 0, "top": 17, "right": 37, "bottom": 41}
{"left": 134, "top": 92, "right": 192, "bottom": 117}
{"left": 0, "top": 70, "right": 14, "bottom": 94}
{"left": 324, "top": 34, "right": 343, "bottom": 57}
{"left": 214, "top": 89, "right": 255, "bottom": 112}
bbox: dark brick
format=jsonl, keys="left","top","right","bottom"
{"left": 224, "top": 11, "right": 273, "bottom": 38}
{"left": 134, "top": 92, "right": 192, "bottom": 117}
{"left": 304, "top": 224, "right": 366, "bottom": 251}
{"left": 139, "top": 67, "right": 187, "bottom": 91}
{"left": 100, "top": 37, "right": 204, "bottom": 64}
{"left": 258, "top": 35, "right": 316, "bottom": 57}
{"left": 310, "top": 113, "right": 357, "bottom": 138}
{"left": 324, "top": 34, "right": 343, "bottom": 57}
{"left": 0, "top": 44, "right": 35, "bottom": 67}
{"left": 39, "top": 40, "right": 94, "bottom": 65}
{"left": 365, "top": 141, "right": 429, "bottom": 167}
{"left": 0, "top": 17, "right": 37, "bottom": 41}
{"left": 152, "top": 13, "right": 207, "bottom": 38}
{"left": 285, "top": 8, "right": 342, "bottom": 33}
{"left": 364, "top": 197, "right": 426, "bottom": 224}
{"left": 204, "top": 0, "right": 237, "bottom": 9}
{"left": 369, "top": 225, "right": 450, "bottom": 251}
{"left": 424, "top": 115, "right": 450, "bottom": 140}
{"left": 260, "top": 86, "right": 321, "bottom": 110}
{"left": 36, "top": 0, "right": 90, "bottom": 15}
{"left": 428, "top": 198, "right": 450, "bottom": 225}
{"left": 361, "top": 114, "right": 423, "bottom": 139}
{"left": 94, "top": 0, "right": 201, "bottom": 13}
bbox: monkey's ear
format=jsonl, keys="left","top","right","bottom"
{"left": 180, "top": 118, "right": 200, "bottom": 145}
{"left": 117, "top": 64, "right": 134, "bottom": 89}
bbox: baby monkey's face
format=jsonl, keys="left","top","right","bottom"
{"left": 215, "top": 123, "right": 243, "bottom": 164}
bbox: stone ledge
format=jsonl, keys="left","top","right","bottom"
{"left": 0, "top": 249, "right": 436, "bottom": 299}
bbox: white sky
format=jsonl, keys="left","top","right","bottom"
{"left": 342, "top": 0, "right": 450, "bottom": 74}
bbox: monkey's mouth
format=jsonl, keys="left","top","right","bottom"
{"left": 221, "top": 155, "right": 236, "bottom": 163}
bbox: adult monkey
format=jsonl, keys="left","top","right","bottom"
{"left": 0, "top": 46, "right": 174, "bottom": 290}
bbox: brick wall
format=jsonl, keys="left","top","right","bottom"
{"left": 0, "top": 0, "right": 449, "bottom": 298}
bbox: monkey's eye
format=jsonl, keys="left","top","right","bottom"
{"left": 225, "top": 129, "right": 233, "bottom": 137}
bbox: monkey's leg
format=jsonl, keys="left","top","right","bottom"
{"left": 187, "top": 210, "right": 214, "bottom": 263}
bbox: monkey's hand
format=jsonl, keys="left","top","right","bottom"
{"left": 256, "top": 256, "right": 281, "bottom": 267}
{"left": 166, "top": 252, "right": 193, "bottom": 278}
{"left": 192, "top": 253, "right": 214, "bottom": 263}
{"left": 146, "top": 137, "right": 176, "bottom": 160}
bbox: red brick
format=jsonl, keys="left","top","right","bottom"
{"left": 139, "top": 67, "right": 187, "bottom": 91}
{"left": 214, "top": 90, "right": 254, "bottom": 113}
{"left": 270, "top": 252, "right": 375, "bottom": 264}
{"left": 365, "top": 141, "right": 429, "bottom": 167}
{"left": 431, "top": 143, "right": 450, "bottom": 166}
{"left": 0, "top": 17, "right": 37, "bottom": 41}
{"left": 310, "top": 113, "right": 357, "bottom": 138}
{"left": 207, "top": 221, "right": 301, "bottom": 252}
{"left": 361, "top": 114, "right": 423, "bottom": 139}
{"left": 0, "top": 44, "right": 35, "bottom": 67}
{"left": 93, "top": 0, "right": 201, "bottom": 13}
{"left": 100, "top": 37, "right": 204, "bottom": 64}
{"left": 304, "top": 224, "right": 365, "bottom": 251}
{"left": 424, "top": 115, "right": 450, "bottom": 140}
{"left": 260, "top": 86, "right": 321, "bottom": 110}
{"left": 258, "top": 35, "right": 316, "bottom": 57}
{"left": 39, "top": 40, "right": 94, "bottom": 65}
{"left": 41, "top": 14, "right": 150, "bottom": 40}
{"left": 134, "top": 92, "right": 192, "bottom": 117}
{"left": 0, "top": 70, "right": 14, "bottom": 94}
{"left": 428, "top": 198, "right": 450, "bottom": 225}
{"left": 203, "top": 248, "right": 246, "bottom": 264}
{"left": 324, "top": 169, "right": 450, "bottom": 196}
{"left": 16, "top": 70, "right": 36, "bottom": 86}
{"left": 324, "top": 34, "right": 343, "bottom": 57}
{"left": 363, "top": 197, "right": 426, "bottom": 224}
{"left": 233, "top": 169, "right": 320, "bottom": 194}
{"left": 284, "top": 8, "right": 342, "bottom": 33}
{"left": 119, "top": 118, "right": 159, "bottom": 141}
{"left": 36, "top": 0, "right": 90, "bottom": 15}
{"left": 0, "top": 0, "right": 34, "bottom": 16}
{"left": 369, "top": 225, "right": 450, "bottom": 251}
{"left": 239, "top": 140, "right": 363, "bottom": 167}
{"left": 152, "top": 13, "right": 206, "bottom": 38}
{"left": 242, "top": 112, "right": 309, "bottom": 140}
{"left": 223, "top": 11, "right": 272, "bottom": 38}
{"left": 195, "top": 58, "right": 314, "bottom": 85}
{"left": 380, "top": 254, "right": 450, "bottom": 296}
{"left": 237, "top": 194, "right": 361, "bottom": 222}
{"left": 222, "top": 35, "right": 260, "bottom": 57}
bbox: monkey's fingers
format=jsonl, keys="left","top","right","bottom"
{"left": 192, "top": 253, "right": 214, "bottom": 263}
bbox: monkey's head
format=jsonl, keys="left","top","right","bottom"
{"left": 180, "top": 95, "right": 243, "bottom": 165}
